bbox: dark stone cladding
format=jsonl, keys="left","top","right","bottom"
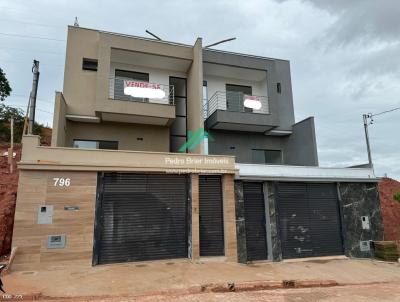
{"left": 234, "top": 180, "right": 247, "bottom": 263}
{"left": 338, "top": 182, "right": 384, "bottom": 258}
{"left": 266, "top": 182, "right": 282, "bottom": 261}
{"left": 187, "top": 176, "right": 192, "bottom": 259}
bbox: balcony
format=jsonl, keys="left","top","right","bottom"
{"left": 204, "top": 91, "right": 278, "bottom": 133}
{"left": 95, "top": 77, "right": 176, "bottom": 126}
{"left": 110, "top": 77, "right": 174, "bottom": 105}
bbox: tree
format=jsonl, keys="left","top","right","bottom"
{"left": 0, "top": 68, "right": 12, "bottom": 102}
{"left": 0, "top": 103, "right": 43, "bottom": 143}
{"left": 0, "top": 67, "right": 46, "bottom": 143}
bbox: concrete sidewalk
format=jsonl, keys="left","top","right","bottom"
{"left": 2, "top": 258, "right": 400, "bottom": 298}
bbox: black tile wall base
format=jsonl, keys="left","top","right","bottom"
{"left": 234, "top": 180, "right": 247, "bottom": 263}
{"left": 234, "top": 180, "right": 384, "bottom": 262}
{"left": 266, "top": 182, "right": 282, "bottom": 261}
{"left": 338, "top": 182, "right": 384, "bottom": 258}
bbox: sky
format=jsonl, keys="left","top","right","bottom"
{"left": 0, "top": 0, "right": 399, "bottom": 179}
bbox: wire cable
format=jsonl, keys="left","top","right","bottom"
{"left": 371, "top": 106, "right": 400, "bottom": 117}
{"left": 0, "top": 18, "right": 65, "bottom": 29}
{"left": 0, "top": 46, "right": 64, "bottom": 55}
{"left": 0, "top": 32, "right": 65, "bottom": 42}
{"left": 10, "top": 94, "right": 54, "bottom": 105}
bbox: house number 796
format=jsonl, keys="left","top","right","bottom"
{"left": 53, "top": 177, "right": 71, "bottom": 187}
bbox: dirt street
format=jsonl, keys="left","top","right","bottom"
{"left": 12, "top": 281, "right": 400, "bottom": 302}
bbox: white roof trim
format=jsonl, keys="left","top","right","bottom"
{"left": 66, "top": 115, "right": 101, "bottom": 123}
{"left": 236, "top": 163, "right": 378, "bottom": 182}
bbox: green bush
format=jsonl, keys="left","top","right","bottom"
{"left": 394, "top": 192, "right": 400, "bottom": 203}
{"left": 0, "top": 103, "right": 43, "bottom": 143}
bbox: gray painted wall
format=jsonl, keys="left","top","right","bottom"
{"left": 273, "top": 60, "right": 295, "bottom": 131}
{"left": 203, "top": 50, "right": 318, "bottom": 166}
{"left": 208, "top": 130, "right": 285, "bottom": 164}
{"left": 208, "top": 116, "right": 318, "bottom": 166}
{"left": 284, "top": 117, "right": 319, "bottom": 166}
{"left": 203, "top": 49, "right": 295, "bottom": 131}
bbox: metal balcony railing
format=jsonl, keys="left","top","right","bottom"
{"left": 203, "top": 91, "right": 269, "bottom": 118}
{"left": 109, "top": 76, "right": 175, "bottom": 105}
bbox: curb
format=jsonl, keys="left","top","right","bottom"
{"left": 16, "top": 279, "right": 339, "bottom": 300}
{"left": 200, "top": 279, "right": 338, "bottom": 293}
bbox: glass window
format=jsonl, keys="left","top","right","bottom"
{"left": 251, "top": 149, "right": 266, "bottom": 164}
{"left": 203, "top": 81, "right": 208, "bottom": 118}
{"left": 169, "top": 77, "right": 187, "bottom": 97}
{"left": 170, "top": 116, "right": 187, "bottom": 137}
{"left": 251, "top": 149, "right": 282, "bottom": 164}
{"left": 115, "top": 70, "right": 149, "bottom": 82}
{"left": 175, "top": 97, "right": 187, "bottom": 117}
{"left": 114, "top": 70, "right": 149, "bottom": 101}
{"left": 226, "top": 84, "right": 253, "bottom": 113}
{"left": 170, "top": 136, "right": 187, "bottom": 153}
{"left": 73, "top": 140, "right": 118, "bottom": 150}
{"left": 82, "top": 58, "right": 98, "bottom": 71}
{"left": 265, "top": 150, "right": 283, "bottom": 164}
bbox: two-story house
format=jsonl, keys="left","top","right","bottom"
{"left": 11, "top": 25, "right": 383, "bottom": 271}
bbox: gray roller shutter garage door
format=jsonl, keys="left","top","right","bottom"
{"left": 276, "top": 183, "right": 343, "bottom": 259}
{"left": 94, "top": 173, "right": 188, "bottom": 265}
{"left": 243, "top": 182, "right": 268, "bottom": 261}
{"left": 199, "top": 175, "right": 224, "bottom": 256}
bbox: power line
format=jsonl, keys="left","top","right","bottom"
{"left": 37, "top": 108, "right": 53, "bottom": 114}
{"left": 0, "top": 46, "right": 64, "bottom": 56}
{"left": 371, "top": 106, "right": 400, "bottom": 117}
{"left": 0, "top": 32, "right": 65, "bottom": 42}
{"left": 10, "top": 94, "right": 54, "bottom": 104}
{"left": 0, "top": 59, "right": 64, "bottom": 67}
{"left": 0, "top": 18, "right": 65, "bottom": 29}
{"left": 4, "top": 104, "right": 53, "bottom": 115}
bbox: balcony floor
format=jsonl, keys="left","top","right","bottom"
{"left": 205, "top": 110, "right": 278, "bottom": 133}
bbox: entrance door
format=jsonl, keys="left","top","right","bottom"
{"left": 277, "top": 182, "right": 343, "bottom": 259}
{"left": 199, "top": 175, "right": 224, "bottom": 256}
{"left": 94, "top": 173, "right": 188, "bottom": 265}
{"left": 243, "top": 182, "right": 268, "bottom": 261}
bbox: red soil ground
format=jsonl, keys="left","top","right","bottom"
{"left": 0, "top": 144, "right": 20, "bottom": 256}
{"left": 378, "top": 177, "right": 400, "bottom": 247}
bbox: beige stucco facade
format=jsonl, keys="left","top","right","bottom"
{"left": 52, "top": 26, "right": 203, "bottom": 154}
{"left": 12, "top": 136, "right": 237, "bottom": 270}
{"left": 14, "top": 26, "right": 239, "bottom": 271}
{"left": 65, "top": 121, "right": 170, "bottom": 152}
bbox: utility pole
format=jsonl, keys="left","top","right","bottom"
{"left": 362, "top": 106, "right": 400, "bottom": 170}
{"left": 28, "top": 60, "right": 40, "bottom": 134}
{"left": 8, "top": 117, "right": 14, "bottom": 173}
{"left": 362, "top": 113, "right": 373, "bottom": 169}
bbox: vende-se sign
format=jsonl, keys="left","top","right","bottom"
{"left": 244, "top": 95, "right": 262, "bottom": 110}
{"left": 124, "top": 80, "right": 166, "bottom": 99}
{"left": 124, "top": 81, "right": 161, "bottom": 89}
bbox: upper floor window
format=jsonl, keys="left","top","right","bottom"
{"left": 114, "top": 70, "right": 149, "bottom": 101}
{"left": 73, "top": 139, "right": 118, "bottom": 150}
{"left": 82, "top": 58, "right": 98, "bottom": 71}
{"left": 252, "top": 149, "right": 283, "bottom": 165}
{"left": 115, "top": 70, "right": 149, "bottom": 81}
{"left": 226, "top": 84, "right": 253, "bottom": 113}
